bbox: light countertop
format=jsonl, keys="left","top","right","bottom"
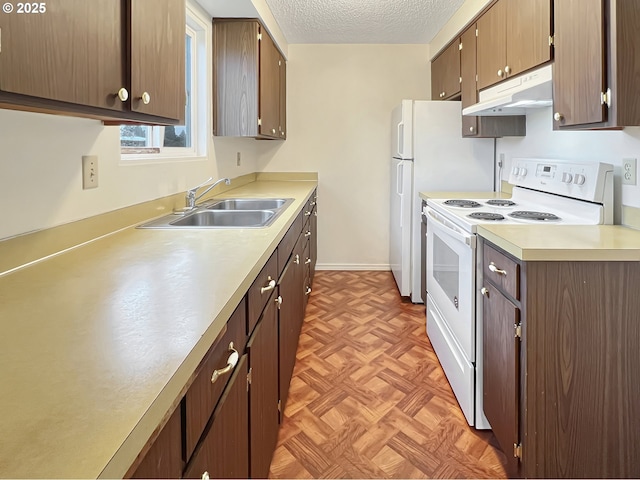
{"left": 0, "top": 179, "right": 317, "bottom": 479}
{"left": 478, "top": 224, "right": 640, "bottom": 261}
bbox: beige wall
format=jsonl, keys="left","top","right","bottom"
{"left": 258, "top": 44, "right": 430, "bottom": 269}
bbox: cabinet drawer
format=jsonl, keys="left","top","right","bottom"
{"left": 248, "top": 250, "right": 278, "bottom": 335}
{"left": 184, "top": 298, "right": 247, "bottom": 461}
{"left": 277, "top": 211, "right": 303, "bottom": 276}
{"left": 483, "top": 244, "right": 520, "bottom": 300}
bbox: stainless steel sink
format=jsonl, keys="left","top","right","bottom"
{"left": 137, "top": 197, "right": 294, "bottom": 229}
{"left": 203, "top": 198, "right": 289, "bottom": 210}
{"left": 170, "top": 209, "right": 275, "bottom": 227}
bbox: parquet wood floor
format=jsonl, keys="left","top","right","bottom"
{"left": 269, "top": 271, "right": 507, "bottom": 479}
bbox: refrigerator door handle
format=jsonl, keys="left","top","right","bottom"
{"left": 397, "top": 122, "right": 404, "bottom": 157}
{"left": 397, "top": 161, "right": 403, "bottom": 195}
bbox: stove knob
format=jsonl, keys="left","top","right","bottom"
{"left": 561, "top": 172, "right": 573, "bottom": 184}
{"left": 512, "top": 167, "right": 521, "bottom": 176}
{"left": 519, "top": 168, "right": 528, "bottom": 177}
{"left": 573, "top": 173, "right": 586, "bottom": 185}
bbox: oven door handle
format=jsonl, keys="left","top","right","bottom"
{"left": 425, "top": 208, "right": 476, "bottom": 248}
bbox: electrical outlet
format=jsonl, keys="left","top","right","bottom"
{"left": 82, "top": 155, "right": 98, "bottom": 189}
{"left": 236, "top": 152, "right": 241, "bottom": 166}
{"left": 622, "top": 158, "right": 637, "bottom": 185}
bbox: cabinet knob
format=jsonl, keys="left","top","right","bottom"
{"left": 141, "top": 91, "right": 151, "bottom": 105}
{"left": 281, "top": 131, "right": 285, "bottom": 136}
{"left": 202, "top": 472, "right": 210, "bottom": 480}
{"left": 304, "top": 230, "right": 312, "bottom": 237}
{"left": 305, "top": 258, "right": 312, "bottom": 265}
{"left": 117, "top": 87, "right": 129, "bottom": 102}
{"left": 481, "top": 287, "right": 489, "bottom": 297}
{"left": 442, "top": 91, "right": 446, "bottom": 97}
{"left": 294, "top": 254, "right": 300, "bottom": 265}
{"left": 554, "top": 112, "right": 564, "bottom": 122}
{"left": 305, "top": 286, "right": 312, "bottom": 296}
{"left": 505, "top": 65, "right": 511, "bottom": 75}
{"left": 469, "top": 126, "right": 474, "bottom": 133}
{"left": 497, "top": 69, "right": 503, "bottom": 78}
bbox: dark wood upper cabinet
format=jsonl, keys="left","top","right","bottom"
{"left": 130, "top": 0, "right": 186, "bottom": 121}
{"left": 0, "top": 1, "right": 125, "bottom": 111}
{"left": 213, "top": 19, "right": 286, "bottom": 139}
{"left": 431, "top": 40, "right": 461, "bottom": 101}
{"left": 459, "top": 23, "right": 525, "bottom": 138}
{"left": 553, "top": 0, "right": 640, "bottom": 129}
{"left": 0, "top": 0, "right": 185, "bottom": 124}
{"left": 279, "top": 52, "right": 287, "bottom": 139}
{"left": 477, "top": 0, "right": 552, "bottom": 90}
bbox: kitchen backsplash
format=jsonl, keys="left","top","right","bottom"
{"left": 496, "top": 107, "right": 640, "bottom": 226}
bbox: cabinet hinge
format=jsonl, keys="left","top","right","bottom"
{"left": 278, "top": 59, "right": 281, "bottom": 66}
{"left": 0, "top": 28, "right": 2, "bottom": 53}
{"left": 475, "top": 28, "right": 478, "bottom": 37}
{"left": 277, "top": 399, "right": 282, "bottom": 413}
{"left": 548, "top": 35, "right": 555, "bottom": 47}
{"left": 257, "top": 118, "right": 262, "bottom": 126}
{"left": 475, "top": 74, "right": 478, "bottom": 82}
{"left": 459, "top": 76, "right": 462, "bottom": 84}
{"left": 513, "top": 443, "right": 522, "bottom": 460}
{"left": 459, "top": 42, "right": 463, "bottom": 51}
{"left": 258, "top": 33, "right": 262, "bottom": 41}
{"left": 514, "top": 323, "right": 522, "bottom": 339}
{"left": 247, "top": 367, "right": 252, "bottom": 391}
{"left": 601, "top": 88, "right": 612, "bottom": 108}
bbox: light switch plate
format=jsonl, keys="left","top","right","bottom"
{"left": 622, "top": 158, "right": 637, "bottom": 185}
{"left": 82, "top": 155, "right": 99, "bottom": 189}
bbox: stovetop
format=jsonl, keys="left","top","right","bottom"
{"left": 425, "top": 158, "right": 615, "bottom": 233}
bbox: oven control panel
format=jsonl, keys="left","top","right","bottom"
{"left": 509, "top": 158, "right": 613, "bottom": 202}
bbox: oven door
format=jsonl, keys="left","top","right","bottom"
{"left": 425, "top": 207, "right": 476, "bottom": 361}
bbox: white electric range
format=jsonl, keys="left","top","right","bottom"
{"left": 423, "top": 158, "right": 614, "bottom": 429}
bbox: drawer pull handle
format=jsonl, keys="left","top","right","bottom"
{"left": 305, "top": 258, "right": 312, "bottom": 265}
{"left": 260, "top": 277, "right": 276, "bottom": 294}
{"left": 481, "top": 287, "right": 489, "bottom": 297}
{"left": 305, "top": 286, "right": 312, "bottom": 296}
{"left": 304, "top": 231, "right": 312, "bottom": 237}
{"left": 304, "top": 211, "right": 312, "bottom": 216}
{"left": 489, "top": 262, "right": 507, "bottom": 276}
{"left": 294, "top": 254, "right": 300, "bottom": 265}
{"left": 211, "top": 342, "right": 239, "bottom": 384}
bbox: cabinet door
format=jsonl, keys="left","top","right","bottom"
{"left": 130, "top": 0, "right": 185, "bottom": 121}
{"left": 460, "top": 25, "right": 479, "bottom": 137}
{"left": 278, "top": 236, "right": 305, "bottom": 421}
{"left": 553, "top": 0, "right": 606, "bottom": 127}
{"left": 477, "top": 0, "right": 507, "bottom": 90}
{"left": 431, "top": 41, "right": 461, "bottom": 100}
{"left": 247, "top": 293, "right": 280, "bottom": 478}
{"left": 279, "top": 53, "right": 287, "bottom": 138}
{"left": 0, "top": 0, "right": 125, "bottom": 111}
{"left": 483, "top": 282, "right": 520, "bottom": 473}
{"left": 259, "top": 28, "right": 280, "bottom": 138}
{"left": 183, "top": 355, "right": 249, "bottom": 479}
{"left": 130, "top": 405, "right": 183, "bottom": 479}
{"left": 310, "top": 206, "right": 318, "bottom": 280}
{"left": 506, "top": 0, "right": 552, "bottom": 78}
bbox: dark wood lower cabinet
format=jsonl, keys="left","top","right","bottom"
{"left": 482, "top": 282, "right": 520, "bottom": 476}
{"left": 482, "top": 240, "right": 640, "bottom": 478}
{"left": 247, "top": 292, "right": 280, "bottom": 479}
{"left": 183, "top": 355, "right": 249, "bottom": 479}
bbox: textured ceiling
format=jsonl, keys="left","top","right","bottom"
{"left": 263, "top": 0, "right": 466, "bottom": 44}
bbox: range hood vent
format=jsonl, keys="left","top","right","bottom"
{"left": 462, "top": 64, "right": 553, "bottom": 116}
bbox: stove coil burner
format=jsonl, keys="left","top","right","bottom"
{"left": 444, "top": 199, "right": 481, "bottom": 208}
{"left": 468, "top": 212, "right": 505, "bottom": 221}
{"left": 509, "top": 211, "right": 561, "bottom": 221}
{"left": 486, "top": 199, "right": 516, "bottom": 207}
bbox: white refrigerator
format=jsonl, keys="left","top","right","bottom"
{"left": 390, "top": 100, "right": 494, "bottom": 302}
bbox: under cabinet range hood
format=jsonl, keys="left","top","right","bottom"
{"left": 463, "top": 64, "right": 553, "bottom": 116}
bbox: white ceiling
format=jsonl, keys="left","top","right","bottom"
{"left": 262, "top": 0, "right": 466, "bottom": 44}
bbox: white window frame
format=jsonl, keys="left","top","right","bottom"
{"left": 120, "top": 3, "right": 209, "bottom": 163}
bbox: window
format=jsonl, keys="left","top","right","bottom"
{"left": 120, "top": 7, "right": 207, "bottom": 160}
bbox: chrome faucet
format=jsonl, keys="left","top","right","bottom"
{"left": 186, "top": 177, "right": 231, "bottom": 209}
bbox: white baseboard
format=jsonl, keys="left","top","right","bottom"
{"left": 315, "top": 263, "right": 391, "bottom": 271}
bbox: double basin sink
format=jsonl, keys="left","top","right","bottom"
{"left": 138, "top": 198, "right": 294, "bottom": 229}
